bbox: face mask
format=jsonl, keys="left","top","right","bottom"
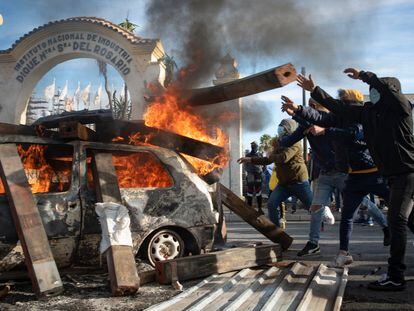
{"left": 369, "top": 88, "right": 381, "bottom": 104}
{"left": 277, "top": 125, "right": 286, "bottom": 137}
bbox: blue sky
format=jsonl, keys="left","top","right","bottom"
{"left": 0, "top": 0, "right": 413, "bottom": 150}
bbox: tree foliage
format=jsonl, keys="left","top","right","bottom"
{"left": 259, "top": 134, "right": 274, "bottom": 154}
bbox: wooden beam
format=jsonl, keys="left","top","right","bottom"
{"left": 155, "top": 244, "right": 282, "bottom": 285}
{"left": 96, "top": 120, "right": 224, "bottom": 162}
{"left": 183, "top": 63, "right": 297, "bottom": 106}
{"left": 212, "top": 184, "right": 227, "bottom": 248}
{"left": 0, "top": 123, "right": 37, "bottom": 136}
{"left": 219, "top": 183, "right": 293, "bottom": 250}
{"left": 58, "top": 121, "right": 96, "bottom": 141}
{"left": 34, "top": 109, "right": 113, "bottom": 129}
{"left": 91, "top": 152, "right": 139, "bottom": 296}
{"left": 0, "top": 143, "right": 63, "bottom": 297}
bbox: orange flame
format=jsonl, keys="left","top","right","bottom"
{"left": 86, "top": 152, "right": 173, "bottom": 189}
{"left": 142, "top": 87, "right": 229, "bottom": 175}
{"left": 0, "top": 144, "right": 72, "bottom": 194}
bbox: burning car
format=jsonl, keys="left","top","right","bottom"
{"left": 0, "top": 130, "right": 221, "bottom": 268}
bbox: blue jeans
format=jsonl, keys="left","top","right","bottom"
{"left": 360, "top": 196, "right": 388, "bottom": 227}
{"left": 309, "top": 172, "right": 347, "bottom": 244}
{"left": 340, "top": 172, "right": 390, "bottom": 251}
{"left": 267, "top": 181, "right": 313, "bottom": 226}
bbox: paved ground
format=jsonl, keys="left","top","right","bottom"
{"left": 2, "top": 209, "right": 414, "bottom": 310}
{"left": 226, "top": 211, "right": 414, "bottom": 311}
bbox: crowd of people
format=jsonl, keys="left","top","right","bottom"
{"left": 238, "top": 68, "right": 414, "bottom": 292}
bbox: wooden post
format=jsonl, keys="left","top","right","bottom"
{"left": 0, "top": 144, "right": 63, "bottom": 297}
{"left": 183, "top": 63, "right": 297, "bottom": 106}
{"left": 155, "top": 244, "right": 282, "bottom": 285}
{"left": 91, "top": 152, "right": 140, "bottom": 296}
{"left": 301, "top": 66, "right": 308, "bottom": 163}
{"left": 58, "top": 121, "right": 96, "bottom": 141}
{"left": 219, "top": 183, "right": 293, "bottom": 250}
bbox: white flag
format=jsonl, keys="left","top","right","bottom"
{"left": 59, "top": 80, "right": 68, "bottom": 101}
{"left": 94, "top": 84, "right": 102, "bottom": 109}
{"left": 81, "top": 83, "right": 91, "bottom": 109}
{"left": 65, "top": 97, "right": 74, "bottom": 112}
{"left": 44, "top": 78, "right": 55, "bottom": 102}
{"left": 74, "top": 81, "right": 81, "bottom": 110}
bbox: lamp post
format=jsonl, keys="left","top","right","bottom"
{"left": 301, "top": 67, "right": 307, "bottom": 163}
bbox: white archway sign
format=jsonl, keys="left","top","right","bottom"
{"left": 0, "top": 17, "right": 166, "bottom": 124}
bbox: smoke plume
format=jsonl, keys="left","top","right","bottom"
{"left": 145, "top": 0, "right": 376, "bottom": 88}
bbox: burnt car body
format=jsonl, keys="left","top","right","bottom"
{"left": 0, "top": 135, "right": 220, "bottom": 268}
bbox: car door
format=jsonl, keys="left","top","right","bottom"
{"left": 0, "top": 141, "right": 81, "bottom": 268}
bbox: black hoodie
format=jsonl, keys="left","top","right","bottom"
{"left": 311, "top": 71, "right": 414, "bottom": 176}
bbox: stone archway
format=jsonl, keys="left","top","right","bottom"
{"left": 0, "top": 17, "right": 166, "bottom": 124}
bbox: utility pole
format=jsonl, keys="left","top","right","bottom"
{"left": 301, "top": 67, "right": 308, "bottom": 163}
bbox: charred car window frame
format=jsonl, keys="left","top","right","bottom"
{"left": 0, "top": 142, "right": 75, "bottom": 196}
{"left": 84, "top": 145, "right": 175, "bottom": 190}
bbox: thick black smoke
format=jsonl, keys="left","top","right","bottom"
{"left": 145, "top": 0, "right": 376, "bottom": 88}
{"left": 242, "top": 97, "right": 274, "bottom": 133}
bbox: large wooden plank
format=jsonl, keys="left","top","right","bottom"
{"left": 96, "top": 119, "right": 224, "bottom": 162}
{"left": 91, "top": 151, "right": 139, "bottom": 296}
{"left": 0, "top": 143, "right": 63, "bottom": 297}
{"left": 155, "top": 244, "right": 282, "bottom": 285}
{"left": 183, "top": 63, "right": 297, "bottom": 106}
{"left": 58, "top": 121, "right": 96, "bottom": 141}
{"left": 219, "top": 183, "right": 293, "bottom": 250}
{"left": 34, "top": 109, "right": 113, "bottom": 128}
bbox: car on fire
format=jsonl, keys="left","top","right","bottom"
{"left": 0, "top": 134, "right": 222, "bottom": 269}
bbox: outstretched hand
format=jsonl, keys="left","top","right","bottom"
{"left": 304, "top": 125, "right": 325, "bottom": 136}
{"left": 237, "top": 157, "right": 251, "bottom": 164}
{"left": 344, "top": 68, "right": 360, "bottom": 80}
{"left": 281, "top": 95, "right": 299, "bottom": 116}
{"left": 297, "top": 74, "right": 316, "bottom": 92}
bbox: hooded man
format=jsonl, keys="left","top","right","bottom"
{"left": 244, "top": 141, "right": 264, "bottom": 213}
{"left": 279, "top": 98, "right": 348, "bottom": 257}
{"left": 238, "top": 118, "right": 312, "bottom": 226}
{"left": 294, "top": 70, "right": 413, "bottom": 291}
{"left": 282, "top": 88, "right": 390, "bottom": 268}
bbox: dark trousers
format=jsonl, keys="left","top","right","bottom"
{"left": 340, "top": 172, "right": 389, "bottom": 251}
{"left": 267, "top": 181, "right": 313, "bottom": 226}
{"left": 387, "top": 172, "right": 414, "bottom": 281}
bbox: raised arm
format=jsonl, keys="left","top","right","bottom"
{"left": 281, "top": 95, "right": 340, "bottom": 127}
{"left": 268, "top": 144, "right": 301, "bottom": 164}
{"left": 296, "top": 74, "right": 364, "bottom": 123}
{"left": 238, "top": 141, "right": 301, "bottom": 166}
{"left": 279, "top": 124, "right": 306, "bottom": 148}
{"left": 345, "top": 68, "right": 411, "bottom": 117}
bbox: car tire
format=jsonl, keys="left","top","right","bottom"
{"left": 147, "top": 229, "right": 185, "bottom": 266}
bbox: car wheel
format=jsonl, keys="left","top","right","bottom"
{"left": 147, "top": 229, "right": 185, "bottom": 266}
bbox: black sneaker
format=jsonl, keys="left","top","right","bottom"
{"left": 297, "top": 241, "right": 320, "bottom": 257}
{"left": 368, "top": 274, "right": 406, "bottom": 291}
{"left": 383, "top": 227, "right": 391, "bottom": 246}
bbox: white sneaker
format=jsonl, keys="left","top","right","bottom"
{"left": 328, "top": 253, "right": 353, "bottom": 268}
{"left": 323, "top": 206, "right": 335, "bottom": 225}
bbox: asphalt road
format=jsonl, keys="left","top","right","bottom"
{"left": 227, "top": 215, "right": 414, "bottom": 311}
